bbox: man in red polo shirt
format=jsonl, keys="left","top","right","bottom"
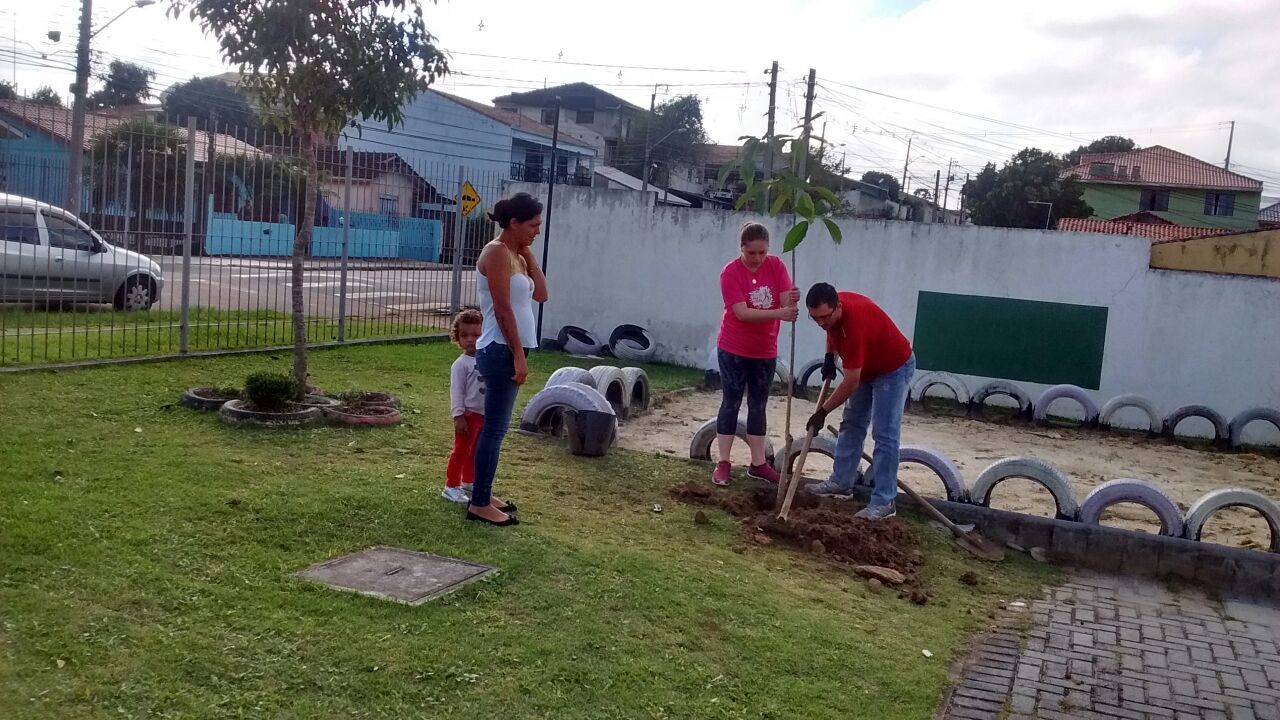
{"left": 802, "top": 282, "right": 916, "bottom": 520}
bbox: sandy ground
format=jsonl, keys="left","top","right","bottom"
{"left": 618, "top": 391, "right": 1280, "bottom": 550}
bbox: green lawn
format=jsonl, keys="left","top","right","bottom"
{"left": 0, "top": 306, "right": 441, "bottom": 366}
{"left": 0, "top": 343, "right": 1055, "bottom": 719}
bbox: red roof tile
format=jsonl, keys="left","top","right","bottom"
{"left": 1060, "top": 145, "right": 1262, "bottom": 192}
{"left": 1056, "top": 217, "right": 1232, "bottom": 242}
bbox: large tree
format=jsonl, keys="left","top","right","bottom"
{"left": 170, "top": 0, "right": 448, "bottom": 398}
{"left": 617, "top": 94, "right": 709, "bottom": 187}
{"left": 162, "top": 76, "right": 259, "bottom": 133}
{"left": 88, "top": 61, "right": 156, "bottom": 108}
{"left": 0, "top": 81, "right": 16, "bottom": 101}
{"left": 29, "top": 86, "right": 64, "bottom": 107}
{"left": 1062, "top": 135, "right": 1137, "bottom": 168}
{"left": 961, "top": 148, "right": 1092, "bottom": 229}
{"left": 860, "top": 171, "right": 900, "bottom": 201}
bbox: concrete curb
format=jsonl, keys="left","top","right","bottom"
{"left": 850, "top": 486, "right": 1280, "bottom": 599}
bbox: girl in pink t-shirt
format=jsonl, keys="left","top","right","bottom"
{"left": 712, "top": 222, "right": 799, "bottom": 486}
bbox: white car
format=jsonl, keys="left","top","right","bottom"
{"left": 0, "top": 193, "right": 164, "bottom": 310}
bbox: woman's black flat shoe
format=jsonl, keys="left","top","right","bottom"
{"left": 494, "top": 502, "right": 518, "bottom": 513}
{"left": 466, "top": 510, "right": 519, "bottom": 526}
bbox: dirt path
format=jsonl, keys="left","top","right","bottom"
{"left": 619, "top": 391, "right": 1280, "bottom": 550}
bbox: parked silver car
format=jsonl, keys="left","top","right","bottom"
{"left": 0, "top": 193, "right": 163, "bottom": 310}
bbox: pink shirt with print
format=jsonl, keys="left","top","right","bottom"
{"left": 717, "top": 254, "right": 792, "bottom": 359}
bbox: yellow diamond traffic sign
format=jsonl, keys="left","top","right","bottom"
{"left": 460, "top": 181, "right": 482, "bottom": 217}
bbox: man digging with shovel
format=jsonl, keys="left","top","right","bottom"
{"left": 802, "top": 282, "right": 916, "bottom": 521}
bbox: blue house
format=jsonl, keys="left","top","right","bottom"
{"left": 339, "top": 89, "right": 597, "bottom": 198}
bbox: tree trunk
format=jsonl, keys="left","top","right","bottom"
{"left": 291, "top": 130, "right": 317, "bottom": 401}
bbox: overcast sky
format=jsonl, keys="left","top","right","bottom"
{"left": 5, "top": 0, "right": 1278, "bottom": 197}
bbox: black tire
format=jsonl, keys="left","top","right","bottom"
{"left": 180, "top": 387, "right": 237, "bottom": 411}
{"left": 1227, "top": 407, "right": 1280, "bottom": 450}
{"left": 1162, "top": 405, "right": 1229, "bottom": 446}
{"left": 969, "top": 380, "right": 1033, "bottom": 420}
{"left": 114, "top": 275, "right": 156, "bottom": 311}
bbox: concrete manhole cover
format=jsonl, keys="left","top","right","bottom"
{"left": 295, "top": 546, "right": 496, "bottom": 605}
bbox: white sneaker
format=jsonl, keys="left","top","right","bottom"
{"left": 441, "top": 486, "right": 471, "bottom": 504}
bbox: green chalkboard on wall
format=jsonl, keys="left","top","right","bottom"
{"left": 912, "top": 291, "right": 1108, "bottom": 390}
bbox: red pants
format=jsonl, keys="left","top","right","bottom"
{"left": 446, "top": 412, "right": 484, "bottom": 488}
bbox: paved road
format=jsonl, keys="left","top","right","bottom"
{"left": 940, "top": 570, "right": 1280, "bottom": 720}
{"left": 156, "top": 257, "right": 478, "bottom": 319}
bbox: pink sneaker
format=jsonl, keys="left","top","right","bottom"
{"left": 748, "top": 462, "right": 781, "bottom": 484}
{"left": 711, "top": 461, "right": 732, "bottom": 486}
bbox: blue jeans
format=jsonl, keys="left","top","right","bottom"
{"left": 472, "top": 342, "right": 523, "bottom": 508}
{"left": 828, "top": 354, "right": 916, "bottom": 507}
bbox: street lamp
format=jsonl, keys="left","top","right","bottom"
{"left": 93, "top": 0, "right": 156, "bottom": 39}
{"left": 65, "top": 0, "right": 156, "bottom": 214}
{"left": 641, "top": 127, "right": 687, "bottom": 193}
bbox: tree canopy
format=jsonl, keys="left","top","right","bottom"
{"left": 617, "top": 94, "right": 709, "bottom": 187}
{"left": 162, "top": 76, "right": 259, "bottom": 132}
{"left": 88, "top": 61, "right": 156, "bottom": 108}
{"left": 961, "top": 148, "right": 1092, "bottom": 229}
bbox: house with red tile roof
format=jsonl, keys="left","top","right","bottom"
{"left": 1059, "top": 145, "right": 1263, "bottom": 232}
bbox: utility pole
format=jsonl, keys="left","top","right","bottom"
{"left": 534, "top": 97, "right": 562, "bottom": 346}
{"left": 763, "top": 61, "right": 778, "bottom": 180}
{"left": 796, "top": 69, "right": 816, "bottom": 181}
{"left": 641, "top": 83, "right": 665, "bottom": 193}
{"left": 899, "top": 134, "right": 913, "bottom": 202}
{"left": 933, "top": 170, "right": 941, "bottom": 223}
{"left": 65, "top": 0, "right": 92, "bottom": 214}
{"left": 1224, "top": 120, "right": 1236, "bottom": 170}
{"left": 941, "top": 159, "right": 955, "bottom": 220}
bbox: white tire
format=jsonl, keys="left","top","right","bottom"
{"left": 689, "top": 416, "right": 776, "bottom": 464}
{"left": 558, "top": 325, "right": 604, "bottom": 356}
{"left": 545, "top": 367, "right": 596, "bottom": 390}
{"left": 910, "top": 371, "right": 970, "bottom": 406}
{"left": 898, "top": 446, "right": 967, "bottom": 502}
{"left": 970, "top": 456, "right": 1079, "bottom": 520}
{"left": 1183, "top": 488, "right": 1280, "bottom": 551}
{"left": 589, "top": 365, "right": 629, "bottom": 419}
{"left": 772, "top": 433, "right": 838, "bottom": 477}
{"left": 519, "top": 382, "right": 615, "bottom": 436}
{"left": 613, "top": 337, "right": 656, "bottom": 363}
{"left": 1033, "top": 384, "right": 1101, "bottom": 427}
{"left": 620, "top": 367, "right": 651, "bottom": 414}
{"left": 1078, "top": 479, "right": 1185, "bottom": 537}
{"left": 1099, "top": 393, "right": 1160, "bottom": 434}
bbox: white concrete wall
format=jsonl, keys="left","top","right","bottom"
{"left": 525, "top": 185, "right": 1280, "bottom": 442}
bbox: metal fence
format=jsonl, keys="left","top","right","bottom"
{"left": 0, "top": 102, "right": 508, "bottom": 367}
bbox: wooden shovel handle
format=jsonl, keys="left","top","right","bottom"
{"left": 778, "top": 377, "right": 833, "bottom": 520}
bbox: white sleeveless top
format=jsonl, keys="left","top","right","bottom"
{"left": 477, "top": 263, "right": 537, "bottom": 350}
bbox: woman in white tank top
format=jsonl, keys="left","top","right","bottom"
{"left": 468, "top": 192, "right": 549, "bottom": 526}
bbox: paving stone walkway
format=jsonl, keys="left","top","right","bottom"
{"left": 939, "top": 570, "right": 1280, "bottom": 720}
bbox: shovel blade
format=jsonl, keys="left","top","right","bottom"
{"left": 953, "top": 531, "right": 1006, "bottom": 562}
